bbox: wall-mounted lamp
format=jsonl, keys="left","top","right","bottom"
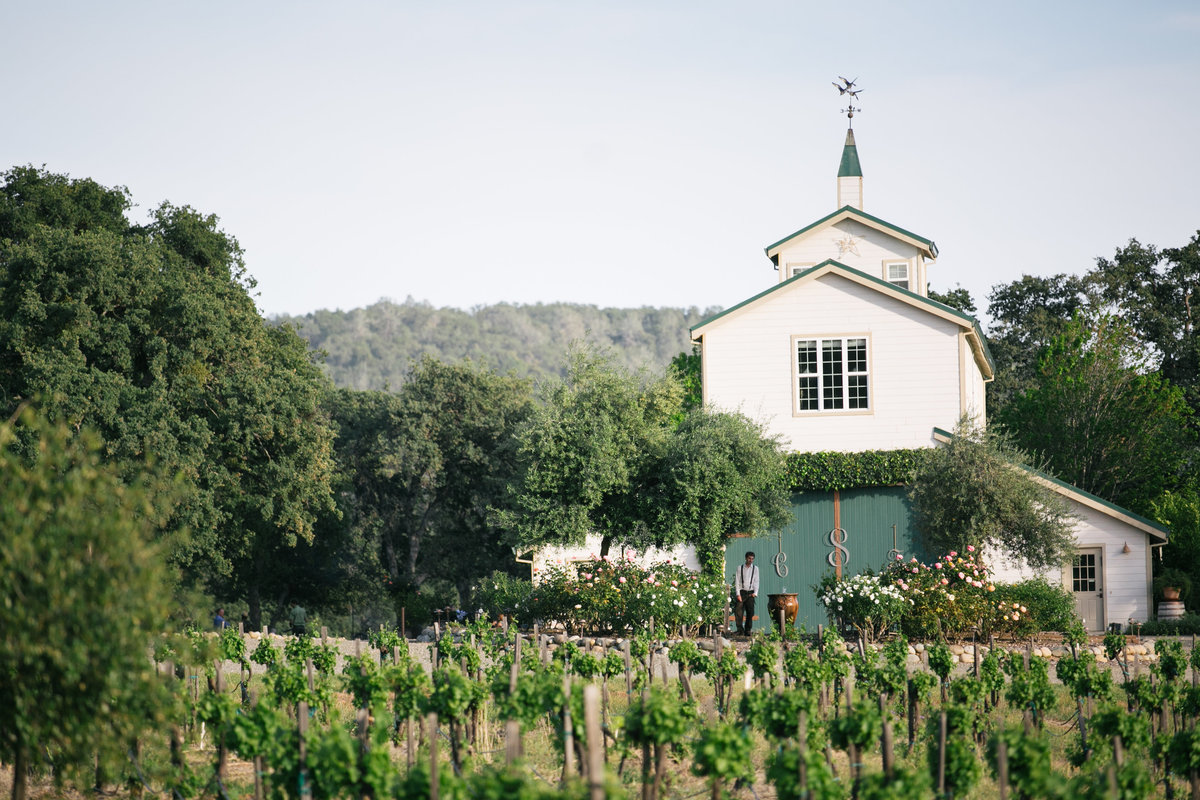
{"left": 1122, "top": 542, "right": 1132, "bottom": 554}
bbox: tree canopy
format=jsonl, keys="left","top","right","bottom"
{"left": 0, "top": 166, "right": 337, "bottom": 620}
{"left": 995, "top": 313, "right": 1194, "bottom": 513}
{"left": 1092, "top": 232, "right": 1200, "bottom": 411}
{"left": 497, "top": 346, "right": 790, "bottom": 573}
{"left": 909, "top": 417, "right": 1076, "bottom": 571}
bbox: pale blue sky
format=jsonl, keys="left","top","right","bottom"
{"left": 5, "top": 2, "right": 1199, "bottom": 323}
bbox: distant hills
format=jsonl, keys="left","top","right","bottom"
{"left": 274, "top": 298, "right": 721, "bottom": 391}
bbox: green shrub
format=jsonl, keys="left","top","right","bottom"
{"left": 472, "top": 571, "right": 533, "bottom": 622}
{"left": 991, "top": 578, "right": 1078, "bottom": 637}
{"left": 1139, "top": 614, "right": 1200, "bottom": 636}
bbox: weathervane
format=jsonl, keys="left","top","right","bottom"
{"left": 833, "top": 75, "right": 862, "bottom": 126}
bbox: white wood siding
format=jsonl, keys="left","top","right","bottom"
{"left": 988, "top": 499, "right": 1154, "bottom": 625}
{"left": 775, "top": 220, "right": 923, "bottom": 293}
{"left": 702, "top": 273, "right": 973, "bottom": 452}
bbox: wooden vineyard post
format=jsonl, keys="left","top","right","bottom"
{"left": 997, "top": 739, "right": 1009, "bottom": 800}
{"left": 561, "top": 672, "right": 575, "bottom": 786}
{"left": 879, "top": 695, "right": 894, "bottom": 779}
{"left": 427, "top": 713, "right": 439, "bottom": 800}
{"left": 506, "top": 718, "right": 523, "bottom": 765}
{"left": 712, "top": 630, "right": 724, "bottom": 719}
{"left": 215, "top": 665, "right": 228, "bottom": 784}
{"left": 937, "top": 711, "right": 947, "bottom": 797}
{"left": 646, "top": 618, "right": 655, "bottom": 684}
{"left": 356, "top": 707, "right": 370, "bottom": 799}
{"left": 907, "top": 677, "right": 919, "bottom": 750}
{"left": 797, "top": 710, "right": 809, "bottom": 794}
{"left": 624, "top": 640, "right": 633, "bottom": 701}
{"left": 584, "top": 684, "right": 605, "bottom": 800}
{"left": 406, "top": 717, "right": 415, "bottom": 770}
{"left": 298, "top": 701, "right": 312, "bottom": 800}
{"left": 250, "top": 690, "right": 265, "bottom": 800}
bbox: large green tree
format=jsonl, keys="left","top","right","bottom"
{"left": 985, "top": 273, "right": 1096, "bottom": 414}
{"left": 497, "top": 346, "right": 791, "bottom": 572}
{"left": 1092, "top": 232, "right": 1200, "bottom": 411}
{"left": 0, "top": 409, "right": 174, "bottom": 800}
{"left": 910, "top": 416, "right": 1076, "bottom": 570}
{"left": 0, "top": 166, "right": 337, "bottom": 620}
{"left": 371, "top": 357, "right": 535, "bottom": 601}
{"left": 995, "top": 314, "right": 1193, "bottom": 513}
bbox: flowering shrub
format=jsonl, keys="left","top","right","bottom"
{"left": 475, "top": 558, "right": 726, "bottom": 636}
{"left": 878, "top": 548, "right": 996, "bottom": 638}
{"left": 875, "top": 549, "right": 1081, "bottom": 640}
{"left": 815, "top": 572, "right": 907, "bottom": 644}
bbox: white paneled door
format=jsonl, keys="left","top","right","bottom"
{"left": 1072, "top": 548, "right": 1105, "bottom": 632}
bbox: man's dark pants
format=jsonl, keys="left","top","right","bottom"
{"left": 740, "top": 591, "right": 756, "bottom": 635}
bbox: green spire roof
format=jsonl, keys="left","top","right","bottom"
{"left": 837, "top": 128, "right": 862, "bottom": 178}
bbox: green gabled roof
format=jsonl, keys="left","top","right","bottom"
{"left": 838, "top": 129, "right": 862, "bottom": 177}
{"left": 764, "top": 206, "right": 938, "bottom": 261}
{"left": 691, "top": 259, "right": 995, "bottom": 376}
{"left": 930, "top": 427, "right": 1170, "bottom": 542}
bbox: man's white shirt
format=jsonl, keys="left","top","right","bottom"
{"left": 735, "top": 563, "right": 759, "bottom": 595}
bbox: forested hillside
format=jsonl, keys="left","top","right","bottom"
{"left": 274, "top": 298, "right": 718, "bottom": 391}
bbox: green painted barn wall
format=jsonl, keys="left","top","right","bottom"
{"left": 723, "top": 486, "right": 931, "bottom": 634}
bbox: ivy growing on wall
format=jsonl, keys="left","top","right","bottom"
{"left": 784, "top": 449, "right": 925, "bottom": 492}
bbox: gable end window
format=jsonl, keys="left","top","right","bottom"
{"left": 885, "top": 261, "right": 909, "bottom": 290}
{"left": 795, "top": 336, "right": 870, "bottom": 412}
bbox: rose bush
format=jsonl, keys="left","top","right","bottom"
{"left": 878, "top": 548, "right": 996, "bottom": 638}
{"left": 815, "top": 572, "right": 907, "bottom": 644}
{"left": 872, "top": 549, "right": 1080, "bottom": 640}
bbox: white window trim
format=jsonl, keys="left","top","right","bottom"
{"left": 883, "top": 259, "right": 910, "bottom": 290}
{"left": 791, "top": 333, "right": 874, "bottom": 416}
{"left": 784, "top": 262, "right": 816, "bottom": 279}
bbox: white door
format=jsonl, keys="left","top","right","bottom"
{"left": 1072, "top": 548, "right": 1105, "bottom": 632}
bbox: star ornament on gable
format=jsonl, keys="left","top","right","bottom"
{"left": 835, "top": 234, "right": 860, "bottom": 257}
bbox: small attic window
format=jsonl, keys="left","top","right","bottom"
{"left": 886, "top": 262, "right": 909, "bottom": 290}
{"left": 786, "top": 262, "right": 814, "bottom": 278}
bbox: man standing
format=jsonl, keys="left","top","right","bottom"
{"left": 289, "top": 601, "right": 307, "bottom": 636}
{"left": 734, "top": 552, "right": 759, "bottom": 636}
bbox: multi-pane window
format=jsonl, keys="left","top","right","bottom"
{"left": 886, "top": 262, "right": 909, "bottom": 290}
{"left": 1072, "top": 553, "right": 1098, "bottom": 592}
{"left": 796, "top": 337, "right": 869, "bottom": 412}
